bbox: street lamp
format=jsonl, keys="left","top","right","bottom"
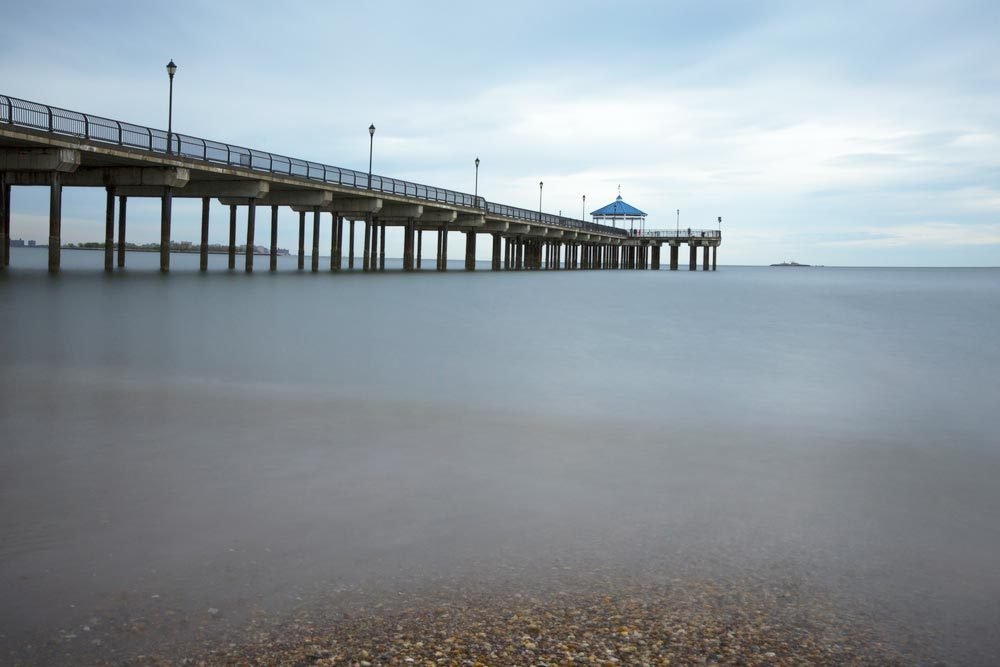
{"left": 367, "top": 123, "right": 376, "bottom": 189}
{"left": 718, "top": 216, "right": 722, "bottom": 235}
{"left": 474, "top": 157, "right": 480, "bottom": 200}
{"left": 539, "top": 181, "right": 543, "bottom": 219}
{"left": 676, "top": 209, "right": 680, "bottom": 236}
{"left": 582, "top": 194, "right": 586, "bottom": 220}
{"left": 166, "top": 60, "right": 177, "bottom": 154}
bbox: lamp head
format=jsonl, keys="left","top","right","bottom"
{"left": 166, "top": 60, "right": 177, "bottom": 78}
{"left": 368, "top": 124, "right": 376, "bottom": 137}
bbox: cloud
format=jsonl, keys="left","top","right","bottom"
{"left": 822, "top": 222, "right": 1000, "bottom": 248}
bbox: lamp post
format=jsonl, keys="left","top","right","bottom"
{"left": 166, "top": 60, "right": 177, "bottom": 154}
{"left": 367, "top": 124, "right": 376, "bottom": 189}
{"left": 474, "top": 157, "right": 480, "bottom": 200}
{"left": 582, "top": 194, "right": 586, "bottom": 220}
{"left": 676, "top": 209, "right": 680, "bottom": 236}
{"left": 718, "top": 216, "right": 722, "bottom": 235}
{"left": 539, "top": 181, "right": 543, "bottom": 219}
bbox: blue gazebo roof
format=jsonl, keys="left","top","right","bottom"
{"left": 591, "top": 195, "right": 646, "bottom": 217}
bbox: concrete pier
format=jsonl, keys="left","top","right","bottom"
{"left": 297, "top": 211, "right": 305, "bottom": 270}
{"left": 331, "top": 213, "right": 342, "bottom": 271}
{"left": 48, "top": 172, "right": 61, "bottom": 272}
{"left": 349, "top": 219, "right": 356, "bottom": 269}
{"left": 0, "top": 175, "right": 9, "bottom": 268}
{"left": 465, "top": 231, "right": 477, "bottom": 271}
{"left": 270, "top": 205, "right": 279, "bottom": 271}
{"left": 0, "top": 93, "right": 722, "bottom": 277}
{"left": 379, "top": 222, "right": 386, "bottom": 271}
{"left": 245, "top": 201, "right": 256, "bottom": 273}
{"left": 311, "top": 209, "right": 320, "bottom": 272}
{"left": 363, "top": 215, "right": 371, "bottom": 271}
{"left": 104, "top": 186, "right": 114, "bottom": 272}
{"left": 228, "top": 205, "right": 237, "bottom": 270}
{"left": 199, "top": 197, "right": 210, "bottom": 271}
{"left": 159, "top": 187, "right": 172, "bottom": 273}
{"left": 117, "top": 195, "right": 127, "bottom": 268}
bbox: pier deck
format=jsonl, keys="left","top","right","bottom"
{"left": 0, "top": 94, "right": 720, "bottom": 273}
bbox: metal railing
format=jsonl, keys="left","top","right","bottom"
{"left": 1, "top": 93, "right": 635, "bottom": 238}
{"left": 634, "top": 229, "right": 721, "bottom": 240}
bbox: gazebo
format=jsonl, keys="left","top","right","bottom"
{"left": 591, "top": 190, "right": 647, "bottom": 234}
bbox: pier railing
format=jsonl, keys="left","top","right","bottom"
{"left": 636, "top": 229, "right": 721, "bottom": 240}
{"left": 1, "top": 94, "right": 628, "bottom": 238}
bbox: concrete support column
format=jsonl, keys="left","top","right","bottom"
{"left": 416, "top": 229, "right": 423, "bottom": 269}
{"left": 689, "top": 244, "right": 697, "bottom": 271}
{"left": 200, "top": 197, "right": 210, "bottom": 271}
{"left": 269, "top": 205, "right": 279, "bottom": 271}
{"left": 104, "top": 186, "right": 115, "bottom": 272}
{"left": 403, "top": 218, "right": 414, "bottom": 271}
{"left": 712, "top": 245, "right": 717, "bottom": 271}
{"left": 362, "top": 214, "right": 371, "bottom": 271}
{"left": 297, "top": 211, "right": 306, "bottom": 270}
{"left": 0, "top": 175, "right": 8, "bottom": 269}
{"left": 117, "top": 195, "right": 127, "bottom": 268}
{"left": 349, "top": 219, "right": 356, "bottom": 269}
{"left": 669, "top": 244, "right": 678, "bottom": 270}
{"left": 465, "top": 231, "right": 477, "bottom": 271}
{"left": 228, "top": 205, "right": 237, "bottom": 270}
{"left": 159, "top": 186, "right": 172, "bottom": 273}
{"left": 46, "top": 173, "right": 62, "bottom": 272}
{"left": 703, "top": 244, "right": 710, "bottom": 271}
{"left": 330, "top": 211, "right": 340, "bottom": 271}
{"left": 370, "top": 220, "right": 378, "bottom": 271}
{"left": 503, "top": 238, "right": 510, "bottom": 269}
{"left": 652, "top": 245, "right": 661, "bottom": 270}
{"left": 379, "top": 222, "right": 386, "bottom": 271}
{"left": 311, "top": 208, "right": 320, "bottom": 272}
{"left": 491, "top": 232, "right": 501, "bottom": 270}
{"left": 440, "top": 225, "right": 449, "bottom": 271}
{"left": 245, "top": 199, "right": 256, "bottom": 273}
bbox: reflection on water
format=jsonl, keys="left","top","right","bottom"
{"left": 1, "top": 248, "right": 999, "bottom": 664}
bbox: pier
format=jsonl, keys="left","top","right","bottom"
{"left": 0, "top": 94, "right": 721, "bottom": 274}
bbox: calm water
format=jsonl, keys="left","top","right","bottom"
{"left": 2, "top": 247, "right": 999, "bottom": 664}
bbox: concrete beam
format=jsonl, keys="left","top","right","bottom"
{"left": 0, "top": 148, "right": 80, "bottom": 172}
{"left": 455, "top": 214, "right": 485, "bottom": 227}
{"left": 379, "top": 203, "right": 423, "bottom": 219}
{"left": 546, "top": 230, "right": 564, "bottom": 239}
{"left": 68, "top": 167, "right": 189, "bottom": 187}
{"left": 328, "top": 197, "right": 382, "bottom": 214}
{"left": 421, "top": 210, "right": 458, "bottom": 224}
{"left": 176, "top": 181, "right": 270, "bottom": 199}
{"left": 507, "top": 223, "right": 531, "bottom": 235}
{"left": 248, "top": 190, "right": 331, "bottom": 207}
{"left": 483, "top": 221, "right": 509, "bottom": 232}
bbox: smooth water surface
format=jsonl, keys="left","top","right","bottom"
{"left": 2, "top": 248, "right": 999, "bottom": 664}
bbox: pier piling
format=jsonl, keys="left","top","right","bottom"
{"left": 117, "top": 196, "right": 127, "bottom": 268}
{"left": 48, "top": 172, "right": 62, "bottom": 272}
{"left": 297, "top": 211, "right": 305, "bottom": 270}
{"left": 228, "top": 205, "right": 237, "bottom": 270}
{"left": 104, "top": 186, "right": 115, "bottom": 272}
{"left": 159, "top": 187, "right": 172, "bottom": 273}
{"left": 269, "top": 205, "right": 278, "bottom": 271}
{"left": 200, "top": 197, "right": 210, "bottom": 271}
{"left": 245, "top": 200, "right": 256, "bottom": 273}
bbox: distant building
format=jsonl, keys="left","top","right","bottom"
{"left": 11, "top": 238, "right": 25, "bottom": 248}
{"left": 27, "top": 240, "right": 36, "bottom": 247}
{"left": 591, "top": 189, "right": 648, "bottom": 235}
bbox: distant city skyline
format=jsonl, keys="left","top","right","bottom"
{"left": 2, "top": 0, "right": 999, "bottom": 266}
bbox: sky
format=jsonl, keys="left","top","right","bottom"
{"left": 2, "top": 0, "right": 999, "bottom": 266}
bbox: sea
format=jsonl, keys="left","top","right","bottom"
{"left": 2, "top": 247, "right": 999, "bottom": 665}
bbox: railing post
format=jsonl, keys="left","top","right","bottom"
{"left": 47, "top": 105, "right": 53, "bottom": 132}
{"left": 202, "top": 138, "right": 207, "bottom": 161}
{"left": 116, "top": 121, "right": 123, "bottom": 145}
